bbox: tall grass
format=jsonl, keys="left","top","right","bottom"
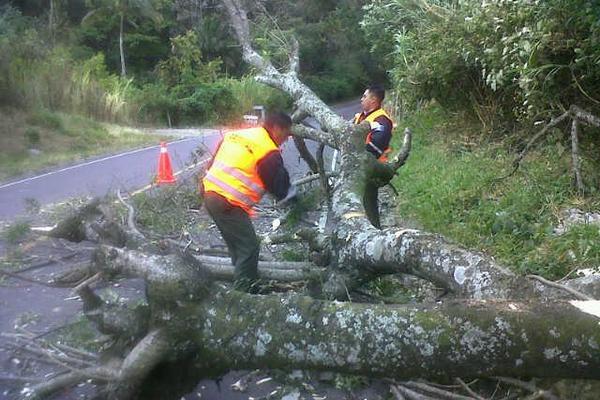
{"left": 70, "top": 54, "right": 135, "bottom": 122}
{"left": 393, "top": 104, "right": 600, "bottom": 279}
{"left": 222, "top": 76, "right": 292, "bottom": 115}
{"left": 0, "top": 7, "right": 136, "bottom": 123}
{"left": 5, "top": 47, "right": 136, "bottom": 122}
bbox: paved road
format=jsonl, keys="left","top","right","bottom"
{"left": 0, "top": 101, "right": 360, "bottom": 220}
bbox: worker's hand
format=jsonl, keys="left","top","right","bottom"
{"left": 276, "top": 185, "right": 298, "bottom": 207}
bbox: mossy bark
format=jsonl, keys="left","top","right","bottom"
{"left": 196, "top": 291, "right": 600, "bottom": 380}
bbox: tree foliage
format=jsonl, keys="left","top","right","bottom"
{"left": 156, "top": 30, "right": 221, "bottom": 86}
{"left": 81, "top": 0, "right": 166, "bottom": 77}
{"left": 250, "top": 0, "right": 386, "bottom": 101}
{"left": 362, "top": 0, "right": 600, "bottom": 125}
{"left": 4, "top": 0, "right": 379, "bottom": 125}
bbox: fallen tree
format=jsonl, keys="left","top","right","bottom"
{"left": 8, "top": 1, "right": 600, "bottom": 399}
{"left": 17, "top": 245, "right": 600, "bottom": 399}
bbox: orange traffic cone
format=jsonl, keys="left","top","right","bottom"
{"left": 156, "top": 141, "right": 176, "bottom": 185}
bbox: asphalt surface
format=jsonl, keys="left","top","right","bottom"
{"left": 0, "top": 101, "right": 360, "bottom": 221}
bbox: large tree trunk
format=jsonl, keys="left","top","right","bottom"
{"left": 18, "top": 239, "right": 600, "bottom": 399}
{"left": 199, "top": 292, "right": 600, "bottom": 380}
{"left": 20, "top": 245, "right": 600, "bottom": 399}
{"left": 49, "top": 0, "right": 55, "bottom": 43}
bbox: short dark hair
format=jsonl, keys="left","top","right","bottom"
{"left": 367, "top": 83, "right": 385, "bottom": 103}
{"left": 263, "top": 111, "right": 292, "bottom": 131}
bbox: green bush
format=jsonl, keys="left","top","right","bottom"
{"left": 304, "top": 74, "right": 357, "bottom": 103}
{"left": 136, "top": 81, "right": 238, "bottom": 126}
{"left": 175, "top": 81, "right": 236, "bottom": 124}
{"left": 3, "top": 221, "right": 31, "bottom": 244}
{"left": 132, "top": 185, "right": 203, "bottom": 235}
{"left": 223, "top": 77, "right": 292, "bottom": 115}
{"left": 135, "top": 30, "right": 246, "bottom": 126}
{"left": 362, "top": 0, "right": 600, "bottom": 125}
{"left": 28, "top": 110, "right": 64, "bottom": 131}
{"left": 24, "top": 127, "right": 41, "bottom": 145}
{"left": 461, "top": 0, "right": 600, "bottom": 120}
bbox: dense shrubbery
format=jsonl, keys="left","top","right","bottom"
{"left": 251, "top": 0, "right": 384, "bottom": 102}
{"left": 135, "top": 30, "right": 228, "bottom": 125}
{"left": 135, "top": 31, "right": 292, "bottom": 125}
{"left": 362, "top": 0, "right": 600, "bottom": 125}
{"left": 0, "top": 6, "right": 136, "bottom": 121}
{"left": 0, "top": 7, "right": 290, "bottom": 126}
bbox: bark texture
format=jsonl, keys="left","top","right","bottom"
{"left": 198, "top": 292, "right": 600, "bottom": 380}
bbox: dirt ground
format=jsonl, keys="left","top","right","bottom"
{"left": 0, "top": 188, "right": 398, "bottom": 400}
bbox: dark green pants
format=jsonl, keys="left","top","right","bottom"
{"left": 204, "top": 192, "right": 259, "bottom": 292}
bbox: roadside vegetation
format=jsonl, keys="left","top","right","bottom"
{"left": 0, "top": 108, "right": 160, "bottom": 180}
{"left": 371, "top": 0, "right": 600, "bottom": 280}
{"left": 392, "top": 104, "right": 600, "bottom": 279}
{"left": 0, "top": 2, "right": 376, "bottom": 180}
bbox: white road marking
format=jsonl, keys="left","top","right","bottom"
{"left": 30, "top": 145, "right": 213, "bottom": 214}
{"left": 0, "top": 137, "right": 199, "bottom": 190}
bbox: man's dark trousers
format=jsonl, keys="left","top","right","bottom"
{"left": 204, "top": 192, "right": 259, "bottom": 292}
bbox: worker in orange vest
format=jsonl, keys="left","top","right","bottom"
{"left": 353, "top": 83, "right": 394, "bottom": 162}
{"left": 353, "top": 84, "right": 394, "bottom": 229}
{"left": 202, "top": 111, "right": 297, "bottom": 292}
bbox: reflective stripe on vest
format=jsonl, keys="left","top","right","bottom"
{"left": 212, "top": 159, "right": 265, "bottom": 197}
{"left": 366, "top": 140, "right": 385, "bottom": 156}
{"left": 354, "top": 108, "right": 393, "bottom": 162}
{"left": 204, "top": 171, "right": 257, "bottom": 207}
{"left": 202, "top": 127, "right": 278, "bottom": 214}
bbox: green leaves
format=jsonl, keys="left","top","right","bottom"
{"left": 366, "top": 0, "right": 600, "bottom": 123}
{"left": 392, "top": 104, "right": 600, "bottom": 279}
{"left": 156, "top": 31, "right": 222, "bottom": 87}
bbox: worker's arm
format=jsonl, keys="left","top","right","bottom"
{"left": 257, "top": 150, "right": 295, "bottom": 201}
{"left": 365, "top": 115, "right": 393, "bottom": 158}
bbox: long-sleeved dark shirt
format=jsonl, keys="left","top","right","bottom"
{"left": 257, "top": 149, "right": 291, "bottom": 201}
{"left": 355, "top": 110, "right": 393, "bottom": 158}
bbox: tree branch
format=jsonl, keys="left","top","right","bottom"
{"left": 293, "top": 124, "right": 339, "bottom": 148}
{"left": 392, "top": 128, "right": 413, "bottom": 171}
{"left": 570, "top": 119, "right": 584, "bottom": 194}
{"left": 116, "top": 189, "right": 145, "bottom": 240}
{"left": 288, "top": 36, "right": 300, "bottom": 75}
{"left": 109, "top": 329, "right": 171, "bottom": 399}
{"left": 495, "top": 377, "right": 559, "bottom": 400}
{"left": 221, "top": 0, "right": 350, "bottom": 136}
{"left": 292, "top": 135, "right": 319, "bottom": 173}
{"left": 24, "top": 366, "right": 117, "bottom": 400}
{"left": 570, "top": 105, "right": 600, "bottom": 127}
{"left": 527, "top": 274, "right": 594, "bottom": 301}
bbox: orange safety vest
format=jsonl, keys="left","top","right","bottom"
{"left": 202, "top": 127, "right": 279, "bottom": 215}
{"left": 354, "top": 108, "right": 393, "bottom": 162}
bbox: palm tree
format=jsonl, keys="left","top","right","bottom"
{"left": 83, "top": 0, "right": 162, "bottom": 77}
